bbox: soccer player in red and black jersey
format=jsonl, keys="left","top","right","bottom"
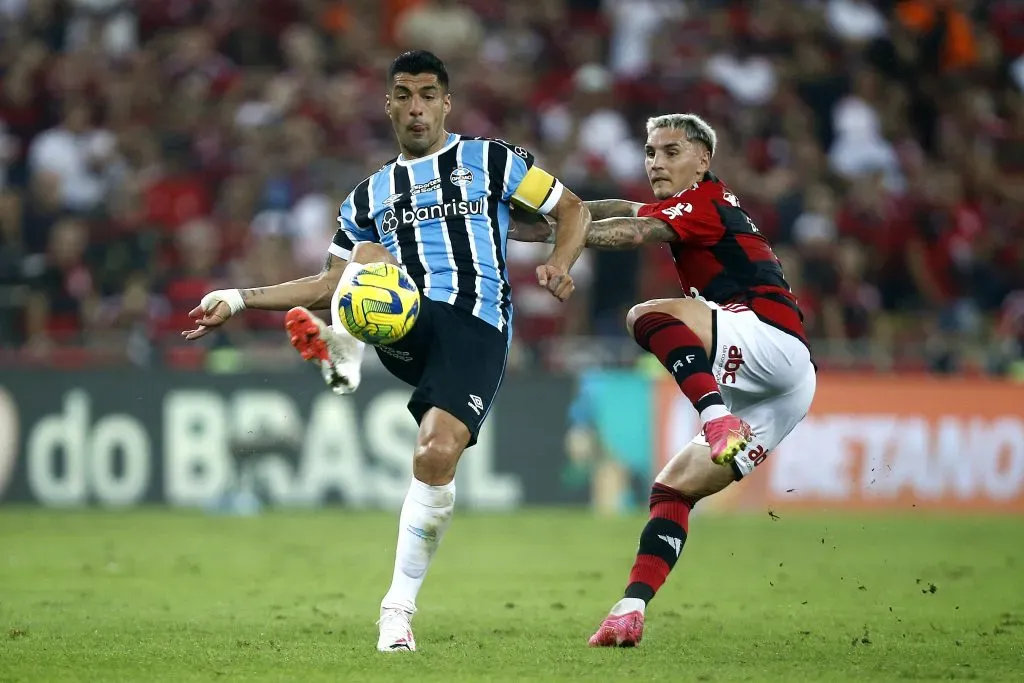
{"left": 513, "top": 113, "right": 817, "bottom": 647}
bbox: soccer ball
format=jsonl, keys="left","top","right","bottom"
{"left": 336, "top": 262, "right": 420, "bottom": 345}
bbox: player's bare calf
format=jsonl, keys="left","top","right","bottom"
{"left": 656, "top": 441, "right": 738, "bottom": 498}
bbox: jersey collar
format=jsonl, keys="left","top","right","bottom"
{"left": 674, "top": 171, "right": 717, "bottom": 197}
{"left": 396, "top": 132, "right": 461, "bottom": 166}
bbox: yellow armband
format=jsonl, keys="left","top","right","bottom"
{"left": 511, "top": 166, "right": 563, "bottom": 215}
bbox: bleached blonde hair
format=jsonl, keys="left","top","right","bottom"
{"left": 646, "top": 114, "right": 717, "bottom": 157}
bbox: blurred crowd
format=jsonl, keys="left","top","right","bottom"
{"left": 0, "top": 0, "right": 1022, "bottom": 375}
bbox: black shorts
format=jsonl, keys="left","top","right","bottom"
{"left": 373, "top": 297, "right": 509, "bottom": 447}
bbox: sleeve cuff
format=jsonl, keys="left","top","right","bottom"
{"left": 537, "top": 180, "right": 563, "bottom": 215}
{"left": 328, "top": 243, "right": 352, "bottom": 260}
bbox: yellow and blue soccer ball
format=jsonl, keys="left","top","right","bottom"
{"left": 337, "top": 262, "right": 420, "bottom": 345}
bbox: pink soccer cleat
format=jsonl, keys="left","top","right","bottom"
{"left": 285, "top": 307, "right": 330, "bottom": 362}
{"left": 704, "top": 414, "right": 753, "bottom": 466}
{"left": 284, "top": 306, "right": 363, "bottom": 395}
{"left": 588, "top": 599, "right": 645, "bottom": 647}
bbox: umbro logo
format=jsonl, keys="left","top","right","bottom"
{"left": 658, "top": 534, "right": 682, "bottom": 557}
{"left": 662, "top": 202, "right": 693, "bottom": 220}
{"left": 496, "top": 138, "right": 530, "bottom": 159}
{"left": 382, "top": 193, "right": 403, "bottom": 208}
{"left": 468, "top": 394, "right": 484, "bottom": 416}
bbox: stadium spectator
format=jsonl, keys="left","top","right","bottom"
{"left": 0, "top": 0, "right": 1019, "bottom": 378}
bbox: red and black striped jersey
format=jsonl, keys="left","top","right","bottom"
{"left": 637, "top": 172, "right": 809, "bottom": 347}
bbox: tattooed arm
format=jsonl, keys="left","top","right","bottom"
{"left": 183, "top": 252, "right": 349, "bottom": 340}
{"left": 512, "top": 209, "right": 676, "bottom": 252}
{"left": 510, "top": 200, "right": 642, "bottom": 243}
{"left": 571, "top": 216, "right": 678, "bottom": 251}
{"left": 238, "top": 252, "right": 348, "bottom": 310}
{"left": 584, "top": 199, "right": 642, "bottom": 221}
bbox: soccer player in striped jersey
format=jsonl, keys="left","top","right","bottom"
{"left": 512, "top": 113, "right": 816, "bottom": 647}
{"left": 182, "top": 50, "right": 590, "bottom": 652}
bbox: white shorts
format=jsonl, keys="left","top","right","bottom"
{"left": 690, "top": 302, "right": 817, "bottom": 479}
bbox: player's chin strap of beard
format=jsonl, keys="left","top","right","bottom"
{"left": 201, "top": 289, "right": 246, "bottom": 315}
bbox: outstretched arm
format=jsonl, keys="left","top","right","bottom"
{"left": 510, "top": 199, "right": 642, "bottom": 243}
{"left": 512, "top": 211, "right": 676, "bottom": 251}
{"left": 583, "top": 217, "right": 677, "bottom": 250}
{"left": 584, "top": 199, "right": 642, "bottom": 220}
{"left": 533, "top": 216, "right": 676, "bottom": 251}
{"left": 238, "top": 252, "right": 348, "bottom": 311}
{"left": 182, "top": 252, "right": 348, "bottom": 340}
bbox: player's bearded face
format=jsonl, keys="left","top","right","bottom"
{"left": 387, "top": 73, "right": 451, "bottom": 157}
{"left": 645, "top": 129, "right": 711, "bottom": 200}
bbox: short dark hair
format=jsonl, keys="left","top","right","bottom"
{"left": 388, "top": 50, "right": 450, "bottom": 91}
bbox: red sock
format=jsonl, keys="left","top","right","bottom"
{"left": 632, "top": 312, "right": 724, "bottom": 417}
{"left": 624, "top": 483, "right": 692, "bottom": 603}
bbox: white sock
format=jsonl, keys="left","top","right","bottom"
{"left": 380, "top": 478, "right": 456, "bottom": 614}
{"left": 331, "top": 318, "right": 367, "bottom": 359}
{"left": 329, "top": 268, "right": 367, "bottom": 359}
{"left": 611, "top": 597, "right": 646, "bottom": 615}
{"left": 699, "top": 401, "right": 730, "bottom": 424}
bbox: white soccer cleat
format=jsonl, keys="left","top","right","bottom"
{"left": 284, "top": 307, "right": 363, "bottom": 395}
{"left": 376, "top": 607, "right": 416, "bottom": 652}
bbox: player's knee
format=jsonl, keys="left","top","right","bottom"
{"left": 625, "top": 300, "right": 665, "bottom": 337}
{"left": 351, "top": 241, "right": 397, "bottom": 267}
{"left": 413, "top": 427, "right": 466, "bottom": 485}
{"left": 626, "top": 298, "right": 713, "bottom": 353}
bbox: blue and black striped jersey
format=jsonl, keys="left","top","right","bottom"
{"left": 329, "top": 133, "right": 563, "bottom": 334}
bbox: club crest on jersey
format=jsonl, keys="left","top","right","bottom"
{"left": 662, "top": 202, "right": 693, "bottom": 220}
{"left": 449, "top": 166, "right": 473, "bottom": 186}
{"left": 382, "top": 193, "right": 403, "bottom": 208}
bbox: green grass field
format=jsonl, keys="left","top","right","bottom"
{"left": 0, "top": 509, "right": 1021, "bottom": 682}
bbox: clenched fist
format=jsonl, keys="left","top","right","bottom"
{"left": 536, "top": 263, "right": 575, "bottom": 301}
